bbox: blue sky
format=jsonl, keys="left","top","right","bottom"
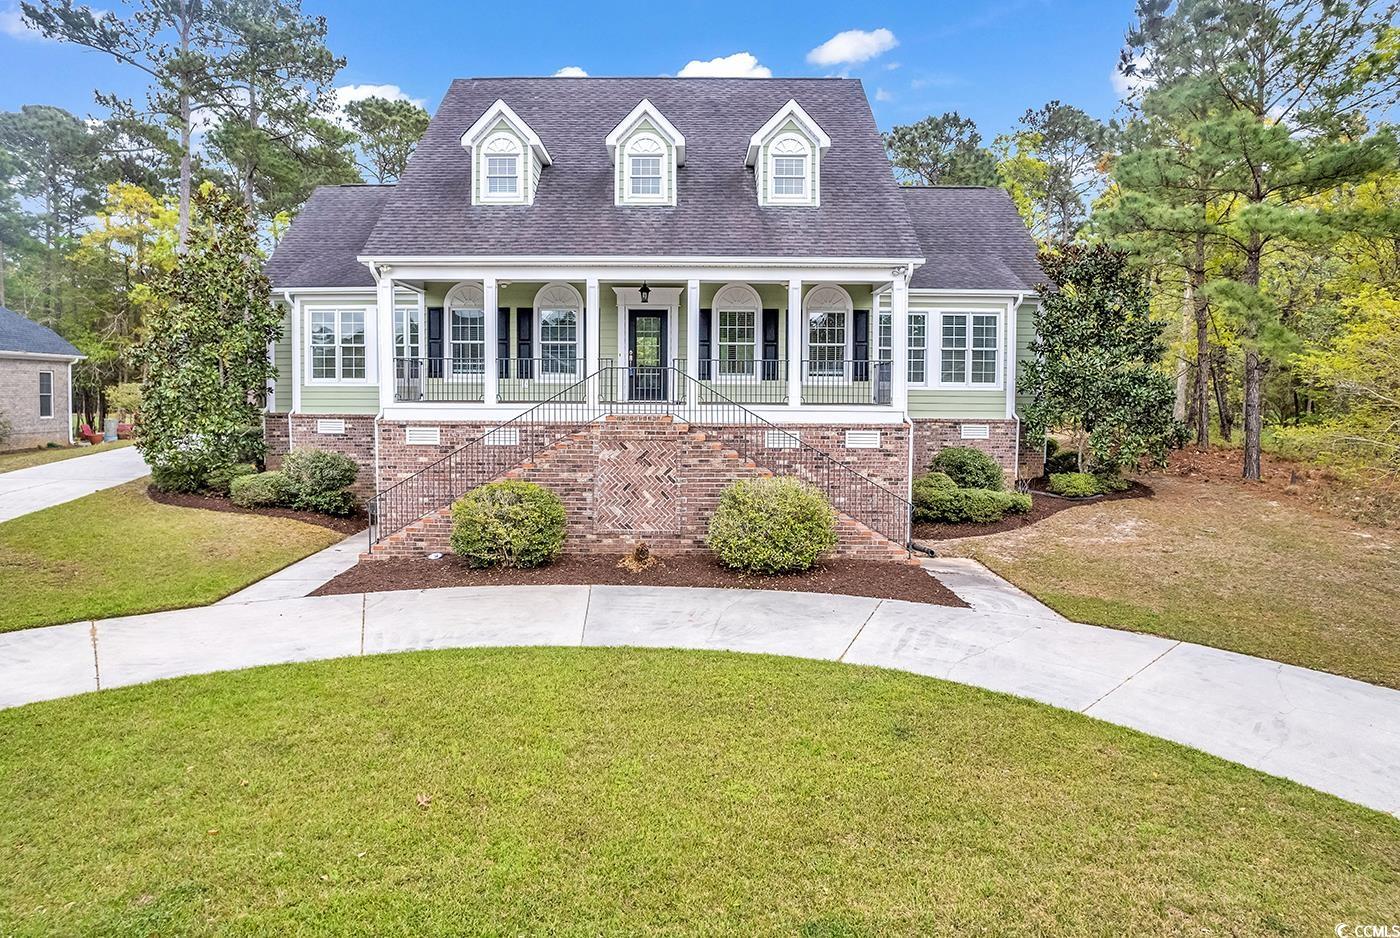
{"left": 1, "top": 0, "right": 1138, "bottom": 137}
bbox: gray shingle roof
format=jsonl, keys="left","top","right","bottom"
{"left": 0, "top": 305, "right": 81, "bottom": 358}
{"left": 360, "top": 77, "right": 923, "bottom": 259}
{"left": 265, "top": 185, "right": 393, "bottom": 289}
{"left": 901, "top": 187, "right": 1044, "bottom": 292}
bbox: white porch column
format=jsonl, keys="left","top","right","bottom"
{"left": 685, "top": 278, "right": 700, "bottom": 385}
{"left": 1004, "top": 296, "right": 1019, "bottom": 418}
{"left": 786, "top": 278, "right": 802, "bottom": 408}
{"left": 889, "top": 271, "right": 909, "bottom": 412}
{"left": 376, "top": 272, "right": 395, "bottom": 412}
{"left": 585, "top": 277, "right": 600, "bottom": 406}
{"left": 482, "top": 276, "right": 498, "bottom": 406}
{"left": 289, "top": 295, "right": 302, "bottom": 413}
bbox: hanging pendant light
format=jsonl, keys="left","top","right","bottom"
{"left": 639, "top": 281, "right": 651, "bottom": 303}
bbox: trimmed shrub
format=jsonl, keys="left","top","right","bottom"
{"left": 1094, "top": 470, "right": 1131, "bottom": 493}
{"left": 281, "top": 449, "right": 359, "bottom": 516}
{"left": 1048, "top": 472, "right": 1102, "bottom": 498}
{"left": 914, "top": 470, "right": 1031, "bottom": 523}
{"left": 150, "top": 458, "right": 207, "bottom": 494}
{"left": 204, "top": 462, "right": 257, "bottom": 497}
{"left": 1045, "top": 448, "right": 1081, "bottom": 475}
{"left": 230, "top": 471, "right": 291, "bottom": 508}
{"left": 707, "top": 476, "right": 837, "bottom": 574}
{"left": 929, "top": 446, "right": 1004, "bottom": 491}
{"left": 450, "top": 480, "right": 567, "bottom": 569}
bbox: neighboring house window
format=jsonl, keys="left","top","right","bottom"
{"left": 939, "top": 312, "right": 999, "bottom": 385}
{"left": 450, "top": 308, "right": 485, "bottom": 375}
{"left": 309, "top": 309, "right": 366, "bottom": 381}
{"left": 38, "top": 370, "right": 53, "bottom": 418}
{"left": 768, "top": 134, "right": 814, "bottom": 204}
{"left": 717, "top": 310, "right": 756, "bottom": 376}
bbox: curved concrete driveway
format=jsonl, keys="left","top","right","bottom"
{"left": 1, "top": 582, "right": 1397, "bottom": 817}
{"left": 0, "top": 445, "right": 149, "bottom": 522}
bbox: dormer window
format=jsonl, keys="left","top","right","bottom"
{"left": 461, "top": 99, "right": 551, "bottom": 206}
{"left": 747, "top": 99, "right": 831, "bottom": 207}
{"left": 607, "top": 99, "right": 684, "bottom": 206}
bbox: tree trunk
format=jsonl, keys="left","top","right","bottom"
{"left": 1211, "top": 349, "right": 1233, "bottom": 441}
{"left": 1243, "top": 349, "right": 1264, "bottom": 480}
{"left": 176, "top": 1, "right": 193, "bottom": 250}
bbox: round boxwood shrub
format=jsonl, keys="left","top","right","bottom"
{"left": 929, "top": 446, "right": 1004, "bottom": 491}
{"left": 913, "top": 471, "right": 1031, "bottom": 523}
{"left": 230, "top": 471, "right": 291, "bottom": 508}
{"left": 707, "top": 476, "right": 837, "bottom": 574}
{"left": 450, "top": 480, "right": 567, "bottom": 569}
{"left": 912, "top": 471, "right": 958, "bottom": 523}
{"left": 1045, "top": 447, "right": 1082, "bottom": 475}
{"left": 203, "top": 461, "right": 257, "bottom": 497}
{"left": 1047, "top": 472, "right": 1102, "bottom": 498}
{"left": 281, "top": 449, "right": 360, "bottom": 516}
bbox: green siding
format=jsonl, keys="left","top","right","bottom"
{"left": 907, "top": 389, "right": 1007, "bottom": 419}
{"left": 271, "top": 304, "right": 293, "bottom": 413}
{"left": 1015, "top": 299, "right": 1037, "bottom": 410}
{"left": 300, "top": 385, "right": 379, "bottom": 414}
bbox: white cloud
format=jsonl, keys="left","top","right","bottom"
{"left": 1112, "top": 54, "right": 1152, "bottom": 99}
{"left": 552, "top": 65, "right": 588, "bottom": 77}
{"left": 677, "top": 51, "right": 772, "bottom": 79}
{"left": 806, "top": 28, "right": 897, "bottom": 68}
{"left": 1, "top": 4, "right": 47, "bottom": 40}
{"left": 334, "top": 83, "right": 426, "bottom": 111}
{"left": 874, "top": 87, "right": 893, "bottom": 102}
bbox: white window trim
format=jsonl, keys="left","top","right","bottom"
{"left": 38, "top": 369, "right": 54, "bottom": 419}
{"left": 710, "top": 282, "right": 763, "bottom": 381}
{"left": 801, "top": 284, "right": 854, "bottom": 377}
{"left": 480, "top": 133, "right": 524, "bottom": 204}
{"left": 533, "top": 281, "right": 585, "bottom": 380}
{"left": 767, "top": 133, "right": 813, "bottom": 205}
{"left": 460, "top": 98, "right": 551, "bottom": 207}
{"left": 304, "top": 305, "right": 375, "bottom": 386}
{"left": 905, "top": 311, "right": 930, "bottom": 387}
{"left": 932, "top": 308, "right": 1004, "bottom": 390}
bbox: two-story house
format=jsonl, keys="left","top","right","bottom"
{"left": 263, "top": 77, "right": 1044, "bottom": 559}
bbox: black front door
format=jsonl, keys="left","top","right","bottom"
{"left": 628, "top": 310, "right": 668, "bottom": 401}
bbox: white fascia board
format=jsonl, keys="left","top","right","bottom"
{"left": 358, "top": 253, "right": 924, "bottom": 269}
{"left": 278, "top": 285, "right": 378, "bottom": 296}
{"left": 876, "top": 286, "right": 1042, "bottom": 300}
{"left": 0, "top": 350, "right": 84, "bottom": 362}
{"left": 605, "top": 98, "right": 686, "bottom": 164}
{"left": 459, "top": 98, "right": 552, "bottom": 165}
{"left": 746, "top": 99, "right": 832, "bottom": 166}
{"left": 383, "top": 404, "right": 905, "bottom": 424}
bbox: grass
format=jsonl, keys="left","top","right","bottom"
{"left": 0, "top": 479, "right": 343, "bottom": 631}
{"left": 944, "top": 475, "right": 1400, "bottom": 688}
{"left": 1, "top": 648, "right": 1396, "bottom": 936}
{"left": 0, "top": 439, "right": 133, "bottom": 473}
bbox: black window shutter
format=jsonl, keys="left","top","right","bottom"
{"left": 761, "top": 308, "right": 779, "bottom": 381}
{"left": 698, "top": 308, "right": 712, "bottom": 380}
{"left": 516, "top": 308, "right": 533, "bottom": 378}
{"left": 497, "top": 307, "right": 511, "bottom": 378}
{"left": 852, "top": 309, "right": 870, "bottom": 382}
{"left": 427, "top": 306, "right": 443, "bottom": 378}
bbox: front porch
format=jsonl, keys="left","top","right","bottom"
{"left": 374, "top": 270, "right": 913, "bottom": 417}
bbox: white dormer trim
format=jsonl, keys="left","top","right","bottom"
{"left": 460, "top": 99, "right": 551, "bottom": 206}
{"left": 745, "top": 99, "right": 831, "bottom": 166}
{"left": 747, "top": 99, "right": 831, "bottom": 209}
{"left": 606, "top": 99, "right": 685, "bottom": 164}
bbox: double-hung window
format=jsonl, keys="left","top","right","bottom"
{"left": 773, "top": 156, "right": 807, "bottom": 197}
{"left": 486, "top": 155, "right": 518, "bottom": 195}
{"left": 309, "top": 309, "right": 366, "bottom": 381}
{"left": 939, "top": 312, "right": 999, "bottom": 386}
{"left": 539, "top": 308, "right": 578, "bottom": 376}
{"left": 630, "top": 156, "right": 661, "bottom": 197}
{"left": 394, "top": 305, "right": 420, "bottom": 379}
{"left": 450, "top": 307, "right": 485, "bottom": 375}
{"left": 876, "top": 312, "right": 931, "bottom": 384}
{"left": 807, "top": 311, "right": 846, "bottom": 377}
{"left": 717, "top": 309, "right": 756, "bottom": 377}
{"left": 38, "top": 371, "right": 53, "bottom": 418}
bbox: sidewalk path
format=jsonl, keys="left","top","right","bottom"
{"left": 2, "top": 581, "right": 1396, "bottom": 816}
{"left": 218, "top": 530, "right": 367, "bottom": 603}
{"left": 0, "top": 446, "right": 149, "bottom": 522}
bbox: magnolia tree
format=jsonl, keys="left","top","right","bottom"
{"left": 1020, "top": 244, "right": 1187, "bottom": 472}
{"left": 132, "top": 182, "right": 280, "bottom": 489}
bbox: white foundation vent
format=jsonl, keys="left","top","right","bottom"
{"left": 844, "top": 430, "right": 881, "bottom": 449}
{"left": 405, "top": 426, "right": 441, "bottom": 446}
{"left": 765, "top": 430, "right": 800, "bottom": 449}
{"left": 315, "top": 418, "right": 345, "bottom": 435}
{"left": 484, "top": 427, "right": 520, "bottom": 446}
{"left": 960, "top": 424, "right": 991, "bottom": 440}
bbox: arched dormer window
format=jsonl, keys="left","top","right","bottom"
{"left": 460, "top": 98, "right": 551, "bottom": 206}
{"left": 746, "top": 99, "right": 831, "bottom": 207}
{"left": 625, "top": 133, "right": 667, "bottom": 203}
{"left": 481, "top": 133, "right": 522, "bottom": 200}
{"left": 606, "top": 99, "right": 684, "bottom": 206}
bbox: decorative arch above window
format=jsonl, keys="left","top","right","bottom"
{"left": 444, "top": 282, "right": 486, "bottom": 376}
{"left": 460, "top": 99, "right": 551, "bottom": 206}
{"left": 533, "top": 282, "right": 584, "bottom": 378}
{"left": 746, "top": 99, "right": 831, "bottom": 208}
{"left": 802, "top": 285, "right": 854, "bottom": 377}
{"left": 606, "top": 99, "right": 684, "bottom": 206}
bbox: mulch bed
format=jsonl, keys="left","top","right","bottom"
{"left": 147, "top": 487, "right": 366, "bottom": 535}
{"left": 311, "top": 553, "right": 966, "bottom": 607}
{"left": 912, "top": 480, "right": 1153, "bottom": 543}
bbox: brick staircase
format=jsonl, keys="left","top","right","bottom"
{"left": 366, "top": 414, "right": 910, "bottom": 562}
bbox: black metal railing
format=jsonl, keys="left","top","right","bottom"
{"left": 679, "top": 358, "right": 788, "bottom": 405}
{"left": 393, "top": 357, "right": 484, "bottom": 403}
{"left": 368, "top": 364, "right": 913, "bottom": 550}
{"left": 800, "top": 359, "right": 893, "bottom": 405}
{"left": 498, "top": 358, "right": 590, "bottom": 402}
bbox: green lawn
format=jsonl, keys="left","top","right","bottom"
{"left": 943, "top": 474, "right": 1400, "bottom": 688}
{"left": 0, "top": 479, "right": 343, "bottom": 631}
{"left": 0, "top": 439, "right": 133, "bottom": 474}
{"left": 1, "top": 649, "right": 1396, "bottom": 936}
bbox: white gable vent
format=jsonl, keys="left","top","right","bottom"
{"left": 960, "top": 424, "right": 991, "bottom": 440}
{"left": 405, "top": 426, "right": 441, "bottom": 446}
{"left": 315, "top": 419, "right": 345, "bottom": 435}
{"left": 484, "top": 427, "right": 520, "bottom": 446}
{"left": 844, "top": 430, "right": 881, "bottom": 449}
{"left": 765, "top": 430, "right": 800, "bottom": 449}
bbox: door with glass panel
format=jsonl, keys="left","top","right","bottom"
{"left": 627, "top": 310, "right": 667, "bottom": 401}
{"left": 394, "top": 306, "right": 421, "bottom": 400}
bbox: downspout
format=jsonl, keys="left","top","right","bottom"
{"left": 1007, "top": 291, "right": 1028, "bottom": 485}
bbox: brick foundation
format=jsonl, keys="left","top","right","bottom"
{"left": 263, "top": 413, "right": 290, "bottom": 468}
{"left": 286, "top": 414, "right": 377, "bottom": 497}
{"left": 911, "top": 418, "right": 1041, "bottom": 482}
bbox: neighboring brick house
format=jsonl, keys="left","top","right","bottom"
{"left": 0, "top": 306, "right": 81, "bottom": 451}
{"left": 263, "top": 77, "right": 1044, "bottom": 558}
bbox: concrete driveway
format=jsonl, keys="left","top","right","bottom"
{"left": 0, "top": 445, "right": 150, "bottom": 522}
{"left": 2, "top": 580, "right": 1397, "bottom": 817}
